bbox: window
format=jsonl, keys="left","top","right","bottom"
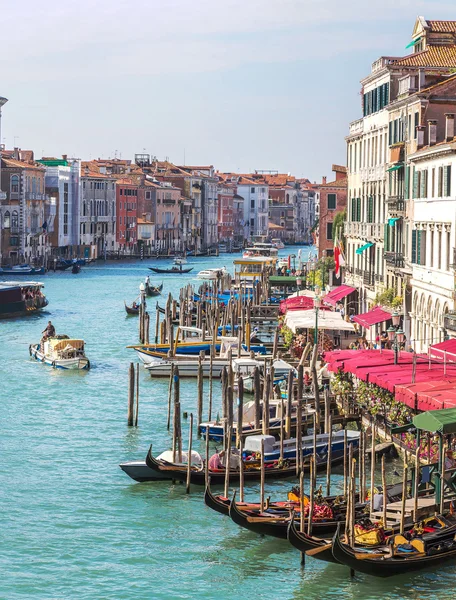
{"left": 11, "top": 175, "right": 19, "bottom": 193}
{"left": 327, "top": 194, "right": 336, "bottom": 210}
{"left": 146, "top": 191, "right": 151, "bottom": 200}
{"left": 11, "top": 210, "right": 18, "bottom": 230}
{"left": 250, "top": 199, "right": 255, "bottom": 209}
{"left": 4, "top": 211, "right": 10, "bottom": 228}
{"left": 326, "top": 222, "right": 333, "bottom": 240}
{"left": 438, "top": 167, "right": 444, "bottom": 197}
{"left": 444, "top": 166, "right": 452, "bottom": 197}
{"left": 63, "top": 182, "right": 69, "bottom": 235}
{"left": 414, "top": 112, "right": 419, "bottom": 139}
{"left": 251, "top": 188, "right": 255, "bottom": 193}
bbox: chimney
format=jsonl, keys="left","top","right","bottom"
{"left": 13, "top": 147, "right": 19, "bottom": 160}
{"left": 417, "top": 125, "right": 425, "bottom": 148}
{"left": 428, "top": 120, "right": 437, "bottom": 146}
{"left": 445, "top": 114, "right": 455, "bottom": 142}
{"left": 322, "top": 176, "right": 327, "bottom": 185}
{"left": 62, "top": 154, "right": 67, "bottom": 162}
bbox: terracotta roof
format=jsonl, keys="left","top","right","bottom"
{"left": 427, "top": 20, "right": 456, "bottom": 34}
{"left": 268, "top": 222, "right": 285, "bottom": 230}
{"left": 137, "top": 218, "right": 154, "bottom": 224}
{"left": 394, "top": 45, "right": 456, "bottom": 67}
{"left": 318, "top": 177, "right": 347, "bottom": 188}
{"left": 2, "top": 157, "right": 44, "bottom": 171}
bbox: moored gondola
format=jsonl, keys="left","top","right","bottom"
{"left": 204, "top": 484, "right": 300, "bottom": 517}
{"left": 229, "top": 491, "right": 293, "bottom": 539}
{"left": 331, "top": 519, "right": 456, "bottom": 577}
{"left": 145, "top": 445, "right": 298, "bottom": 485}
{"left": 287, "top": 513, "right": 336, "bottom": 563}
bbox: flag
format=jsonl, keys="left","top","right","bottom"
{"left": 334, "top": 236, "right": 346, "bottom": 279}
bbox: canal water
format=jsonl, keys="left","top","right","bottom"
{"left": 0, "top": 247, "right": 453, "bottom": 599}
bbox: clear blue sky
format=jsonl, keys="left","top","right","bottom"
{"left": 1, "top": 0, "right": 455, "bottom": 181}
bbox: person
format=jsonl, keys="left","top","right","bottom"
{"left": 445, "top": 448, "right": 456, "bottom": 472}
{"left": 250, "top": 327, "right": 262, "bottom": 344}
{"left": 145, "top": 276, "right": 150, "bottom": 286}
{"left": 380, "top": 331, "right": 388, "bottom": 349}
{"left": 132, "top": 302, "right": 138, "bottom": 309}
{"left": 42, "top": 321, "right": 56, "bottom": 339}
{"left": 208, "top": 450, "right": 225, "bottom": 471}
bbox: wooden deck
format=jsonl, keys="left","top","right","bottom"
{"left": 371, "top": 497, "right": 436, "bottom": 527}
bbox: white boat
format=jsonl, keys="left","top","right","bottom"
{"left": 119, "top": 450, "right": 203, "bottom": 482}
{"left": 232, "top": 357, "right": 297, "bottom": 393}
{"left": 271, "top": 238, "right": 285, "bottom": 250}
{"left": 243, "top": 242, "right": 279, "bottom": 259}
{"left": 30, "top": 335, "right": 90, "bottom": 370}
{"left": 196, "top": 267, "right": 228, "bottom": 280}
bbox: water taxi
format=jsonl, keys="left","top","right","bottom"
{"left": 0, "top": 281, "right": 48, "bottom": 318}
{"left": 196, "top": 267, "right": 228, "bottom": 280}
{"left": 30, "top": 335, "right": 90, "bottom": 370}
{"left": 271, "top": 238, "right": 285, "bottom": 250}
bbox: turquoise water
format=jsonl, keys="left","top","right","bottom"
{"left": 1, "top": 247, "right": 455, "bottom": 600}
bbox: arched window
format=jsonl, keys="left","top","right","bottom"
{"left": 83, "top": 202, "right": 86, "bottom": 217}
{"left": 11, "top": 210, "right": 18, "bottom": 229}
{"left": 4, "top": 211, "right": 10, "bottom": 228}
{"left": 11, "top": 175, "right": 19, "bottom": 193}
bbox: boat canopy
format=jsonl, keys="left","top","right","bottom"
{"left": 49, "top": 339, "right": 85, "bottom": 351}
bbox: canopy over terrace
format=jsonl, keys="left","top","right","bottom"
{"left": 353, "top": 306, "right": 391, "bottom": 329}
{"left": 285, "top": 310, "right": 356, "bottom": 333}
{"left": 429, "top": 339, "right": 456, "bottom": 363}
{"left": 279, "top": 294, "right": 316, "bottom": 314}
{"left": 413, "top": 408, "right": 456, "bottom": 434}
{"left": 395, "top": 381, "right": 456, "bottom": 409}
{"left": 322, "top": 285, "right": 356, "bottom": 306}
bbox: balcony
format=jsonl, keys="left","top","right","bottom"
{"left": 163, "top": 198, "right": 176, "bottom": 205}
{"left": 387, "top": 196, "right": 405, "bottom": 216}
{"left": 349, "top": 118, "right": 364, "bottom": 136}
{"left": 444, "top": 311, "right": 456, "bottom": 332}
{"left": 0, "top": 191, "right": 6, "bottom": 201}
{"left": 25, "top": 192, "right": 47, "bottom": 201}
{"left": 384, "top": 251, "right": 404, "bottom": 268}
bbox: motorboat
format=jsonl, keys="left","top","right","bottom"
{"left": 0, "top": 264, "right": 46, "bottom": 276}
{"left": 243, "top": 431, "right": 360, "bottom": 463}
{"left": 196, "top": 267, "right": 228, "bottom": 281}
{"left": 242, "top": 242, "right": 279, "bottom": 259}
{"left": 119, "top": 450, "right": 203, "bottom": 482}
{"left": 0, "top": 280, "right": 48, "bottom": 318}
{"left": 271, "top": 238, "right": 285, "bottom": 250}
{"left": 30, "top": 335, "right": 90, "bottom": 370}
{"left": 233, "top": 357, "right": 298, "bottom": 393}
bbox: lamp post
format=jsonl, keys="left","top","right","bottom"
{"left": 387, "top": 324, "right": 405, "bottom": 365}
{"left": 314, "top": 289, "right": 321, "bottom": 347}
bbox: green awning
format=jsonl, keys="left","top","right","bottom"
{"left": 356, "top": 242, "right": 373, "bottom": 255}
{"left": 405, "top": 36, "right": 421, "bottom": 49}
{"left": 388, "top": 217, "right": 400, "bottom": 226}
{"left": 387, "top": 164, "right": 403, "bottom": 172}
{"left": 269, "top": 276, "right": 298, "bottom": 286}
{"left": 413, "top": 408, "right": 456, "bottom": 434}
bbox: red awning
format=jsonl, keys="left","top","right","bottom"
{"left": 353, "top": 306, "right": 391, "bottom": 328}
{"left": 279, "top": 295, "right": 315, "bottom": 314}
{"left": 322, "top": 285, "right": 356, "bottom": 306}
{"left": 395, "top": 381, "right": 456, "bottom": 410}
{"left": 429, "top": 339, "right": 456, "bottom": 363}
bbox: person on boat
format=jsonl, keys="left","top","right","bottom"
{"left": 208, "top": 450, "right": 225, "bottom": 470}
{"left": 42, "top": 321, "right": 56, "bottom": 339}
{"left": 250, "top": 327, "right": 262, "bottom": 344}
{"left": 132, "top": 302, "right": 138, "bottom": 310}
{"left": 145, "top": 276, "right": 150, "bottom": 286}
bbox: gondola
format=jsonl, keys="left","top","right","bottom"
{"left": 146, "top": 282, "right": 163, "bottom": 297}
{"left": 204, "top": 484, "right": 300, "bottom": 517}
{"left": 149, "top": 266, "right": 194, "bottom": 274}
{"left": 331, "top": 519, "right": 456, "bottom": 577}
{"left": 71, "top": 264, "right": 81, "bottom": 274}
{"left": 229, "top": 492, "right": 355, "bottom": 540}
{"left": 287, "top": 513, "right": 337, "bottom": 563}
{"left": 145, "top": 445, "right": 297, "bottom": 485}
{"left": 124, "top": 301, "right": 139, "bottom": 316}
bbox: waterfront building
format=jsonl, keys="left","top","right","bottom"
{"left": 217, "top": 181, "right": 235, "bottom": 243}
{"left": 296, "top": 179, "right": 316, "bottom": 244}
{"left": 219, "top": 174, "right": 268, "bottom": 240}
{"left": 0, "top": 149, "right": 49, "bottom": 265}
{"left": 345, "top": 16, "right": 456, "bottom": 326}
{"left": 80, "top": 162, "right": 117, "bottom": 258}
{"left": 116, "top": 179, "right": 138, "bottom": 253}
{"left": 313, "top": 165, "right": 347, "bottom": 259}
{"left": 38, "top": 156, "right": 80, "bottom": 257}
{"left": 137, "top": 217, "right": 155, "bottom": 255}
{"left": 154, "top": 182, "right": 181, "bottom": 252}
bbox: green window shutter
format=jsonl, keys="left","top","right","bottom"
{"left": 357, "top": 197, "right": 361, "bottom": 221}
{"left": 444, "top": 166, "right": 451, "bottom": 196}
{"left": 412, "top": 168, "right": 418, "bottom": 198}
{"left": 405, "top": 165, "right": 410, "bottom": 199}
{"left": 423, "top": 169, "right": 428, "bottom": 198}
{"left": 384, "top": 223, "right": 389, "bottom": 252}
{"left": 351, "top": 198, "right": 355, "bottom": 221}
{"left": 420, "top": 171, "right": 425, "bottom": 198}
{"left": 385, "top": 82, "right": 389, "bottom": 105}
{"left": 411, "top": 230, "right": 417, "bottom": 263}
{"left": 417, "top": 230, "right": 422, "bottom": 265}
{"left": 388, "top": 122, "right": 392, "bottom": 146}
{"left": 368, "top": 196, "right": 373, "bottom": 223}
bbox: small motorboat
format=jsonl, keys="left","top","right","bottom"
{"left": 271, "top": 238, "right": 285, "bottom": 250}
{"left": 0, "top": 264, "right": 46, "bottom": 276}
{"left": 149, "top": 266, "right": 193, "bottom": 274}
{"left": 196, "top": 267, "right": 228, "bottom": 280}
{"left": 0, "top": 280, "right": 48, "bottom": 318}
{"left": 30, "top": 335, "right": 90, "bottom": 370}
{"left": 145, "top": 282, "right": 163, "bottom": 297}
{"left": 120, "top": 449, "right": 204, "bottom": 482}
{"left": 125, "top": 301, "right": 140, "bottom": 316}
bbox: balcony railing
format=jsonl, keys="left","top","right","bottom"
{"left": 444, "top": 311, "right": 456, "bottom": 332}
{"left": 363, "top": 271, "right": 374, "bottom": 286}
{"left": 387, "top": 196, "right": 405, "bottom": 215}
{"left": 25, "top": 192, "right": 47, "bottom": 200}
{"left": 384, "top": 251, "right": 404, "bottom": 268}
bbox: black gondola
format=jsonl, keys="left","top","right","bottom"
{"left": 72, "top": 264, "right": 81, "bottom": 274}
{"left": 287, "top": 513, "right": 336, "bottom": 563}
{"left": 204, "top": 484, "right": 300, "bottom": 517}
{"left": 149, "top": 266, "right": 194, "bottom": 274}
{"left": 331, "top": 520, "right": 456, "bottom": 577}
{"left": 124, "top": 301, "right": 140, "bottom": 316}
{"left": 145, "top": 445, "right": 298, "bottom": 485}
{"left": 229, "top": 492, "right": 357, "bottom": 540}
{"left": 146, "top": 282, "right": 163, "bottom": 297}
